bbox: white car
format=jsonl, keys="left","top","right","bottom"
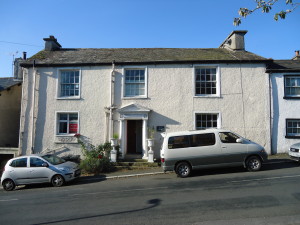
{"left": 1, "top": 154, "right": 81, "bottom": 191}
{"left": 289, "top": 143, "right": 300, "bottom": 162}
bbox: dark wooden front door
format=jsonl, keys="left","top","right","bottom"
{"left": 127, "top": 120, "right": 143, "bottom": 154}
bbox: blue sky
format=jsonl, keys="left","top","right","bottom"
{"left": 0, "top": 0, "right": 299, "bottom": 77}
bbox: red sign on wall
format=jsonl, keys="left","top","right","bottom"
{"left": 69, "top": 124, "right": 78, "bottom": 133}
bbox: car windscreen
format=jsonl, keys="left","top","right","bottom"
{"left": 41, "top": 155, "right": 66, "bottom": 165}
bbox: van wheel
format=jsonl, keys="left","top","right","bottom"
{"left": 246, "top": 156, "right": 262, "bottom": 172}
{"left": 2, "top": 179, "right": 15, "bottom": 191}
{"left": 176, "top": 162, "right": 191, "bottom": 178}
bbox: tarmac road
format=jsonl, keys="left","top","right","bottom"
{"left": 0, "top": 159, "right": 300, "bottom": 225}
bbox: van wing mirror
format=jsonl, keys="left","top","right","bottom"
{"left": 236, "top": 138, "right": 243, "bottom": 143}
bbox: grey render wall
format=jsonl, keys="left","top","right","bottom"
{"left": 20, "top": 63, "right": 270, "bottom": 157}
{"left": 0, "top": 84, "right": 22, "bottom": 147}
{"left": 270, "top": 72, "right": 300, "bottom": 153}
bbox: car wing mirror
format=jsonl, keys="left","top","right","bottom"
{"left": 236, "top": 138, "right": 243, "bottom": 143}
{"left": 42, "top": 163, "right": 49, "bottom": 167}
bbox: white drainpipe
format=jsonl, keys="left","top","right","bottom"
{"left": 109, "top": 61, "right": 115, "bottom": 140}
{"left": 30, "top": 62, "right": 37, "bottom": 154}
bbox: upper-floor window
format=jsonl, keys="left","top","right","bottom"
{"left": 284, "top": 76, "right": 300, "bottom": 98}
{"left": 57, "top": 112, "right": 79, "bottom": 135}
{"left": 195, "top": 113, "right": 220, "bottom": 130}
{"left": 124, "top": 68, "right": 147, "bottom": 98}
{"left": 195, "top": 66, "right": 220, "bottom": 97}
{"left": 58, "top": 69, "right": 80, "bottom": 98}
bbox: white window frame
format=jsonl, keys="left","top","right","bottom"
{"left": 284, "top": 74, "right": 300, "bottom": 98}
{"left": 194, "top": 111, "right": 221, "bottom": 130}
{"left": 286, "top": 119, "right": 300, "bottom": 138}
{"left": 55, "top": 111, "right": 80, "bottom": 136}
{"left": 122, "top": 66, "right": 148, "bottom": 99}
{"left": 56, "top": 68, "right": 81, "bottom": 99}
{"left": 194, "top": 65, "right": 220, "bottom": 98}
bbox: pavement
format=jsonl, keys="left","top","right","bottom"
{"left": 80, "top": 153, "right": 294, "bottom": 182}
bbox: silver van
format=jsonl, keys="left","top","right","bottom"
{"left": 160, "top": 129, "right": 268, "bottom": 177}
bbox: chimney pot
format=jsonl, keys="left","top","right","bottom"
{"left": 23, "top": 52, "right": 27, "bottom": 60}
{"left": 296, "top": 50, "right": 299, "bottom": 56}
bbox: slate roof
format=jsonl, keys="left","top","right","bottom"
{"left": 20, "top": 48, "right": 269, "bottom": 67}
{"left": 0, "top": 77, "right": 21, "bottom": 91}
{"left": 266, "top": 60, "right": 300, "bottom": 73}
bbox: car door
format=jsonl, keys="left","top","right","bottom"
{"left": 9, "top": 157, "right": 32, "bottom": 185}
{"left": 219, "top": 132, "right": 248, "bottom": 165}
{"left": 29, "top": 157, "right": 53, "bottom": 183}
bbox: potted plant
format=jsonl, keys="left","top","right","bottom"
{"left": 110, "top": 133, "right": 119, "bottom": 147}
{"left": 147, "top": 126, "right": 155, "bottom": 147}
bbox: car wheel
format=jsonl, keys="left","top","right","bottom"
{"left": 51, "top": 175, "right": 65, "bottom": 187}
{"left": 246, "top": 156, "right": 262, "bottom": 172}
{"left": 2, "top": 179, "right": 15, "bottom": 191}
{"left": 176, "top": 162, "right": 191, "bottom": 178}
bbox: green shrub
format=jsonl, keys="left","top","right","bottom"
{"left": 75, "top": 134, "right": 115, "bottom": 175}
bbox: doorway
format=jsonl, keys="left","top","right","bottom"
{"left": 126, "top": 120, "right": 143, "bottom": 154}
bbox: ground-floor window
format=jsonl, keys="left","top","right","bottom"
{"left": 195, "top": 113, "right": 220, "bottom": 130}
{"left": 56, "top": 112, "right": 79, "bottom": 135}
{"left": 286, "top": 119, "right": 300, "bottom": 138}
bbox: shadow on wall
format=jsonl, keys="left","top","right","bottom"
{"left": 149, "top": 111, "right": 180, "bottom": 155}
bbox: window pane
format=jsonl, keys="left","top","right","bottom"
{"left": 125, "top": 69, "right": 146, "bottom": 97}
{"left": 196, "top": 113, "right": 218, "bottom": 130}
{"left": 30, "top": 157, "right": 45, "bottom": 167}
{"left": 59, "top": 122, "right": 68, "bottom": 133}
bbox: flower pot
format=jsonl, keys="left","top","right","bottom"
{"left": 147, "top": 139, "right": 154, "bottom": 147}
{"left": 110, "top": 138, "right": 118, "bottom": 147}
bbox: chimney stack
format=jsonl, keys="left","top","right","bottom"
{"left": 292, "top": 50, "right": 300, "bottom": 60}
{"left": 43, "top": 35, "right": 62, "bottom": 51}
{"left": 220, "top": 30, "right": 248, "bottom": 51}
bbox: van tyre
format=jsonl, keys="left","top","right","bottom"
{"left": 246, "top": 156, "right": 262, "bottom": 172}
{"left": 2, "top": 179, "right": 15, "bottom": 191}
{"left": 176, "top": 162, "right": 191, "bottom": 178}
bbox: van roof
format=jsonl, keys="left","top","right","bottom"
{"left": 162, "top": 128, "right": 230, "bottom": 137}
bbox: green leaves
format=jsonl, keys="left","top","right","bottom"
{"left": 234, "top": 0, "right": 299, "bottom": 26}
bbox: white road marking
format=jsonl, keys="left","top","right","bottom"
{"left": 228, "top": 174, "right": 300, "bottom": 183}
{"left": 0, "top": 199, "right": 18, "bottom": 202}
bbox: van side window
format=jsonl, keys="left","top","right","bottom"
{"left": 10, "top": 158, "right": 27, "bottom": 167}
{"left": 190, "top": 133, "right": 215, "bottom": 147}
{"left": 219, "top": 132, "right": 239, "bottom": 143}
{"left": 168, "top": 136, "right": 189, "bottom": 149}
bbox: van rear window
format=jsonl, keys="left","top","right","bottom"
{"left": 168, "top": 133, "right": 215, "bottom": 149}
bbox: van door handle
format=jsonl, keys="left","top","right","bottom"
{"left": 222, "top": 147, "right": 227, "bottom": 149}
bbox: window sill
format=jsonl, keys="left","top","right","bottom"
{"left": 122, "top": 96, "right": 148, "bottom": 100}
{"left": 194, "top": 95, "right": 221, "bottom": 98}
{"left": 285, "top": 136, "right": 300, "bottom": 139}
{"left": 283, "top": 96, "right": 300, "bottom": 100}
{"left": 56, "top": 96, "right": 81, "bottom": 100}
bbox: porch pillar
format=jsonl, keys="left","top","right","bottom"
{"left": 142, "top": 119, "right": 148, "bottom": 159}
{"left": 119, "top": 119, "right": 126, "bottom": 159}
